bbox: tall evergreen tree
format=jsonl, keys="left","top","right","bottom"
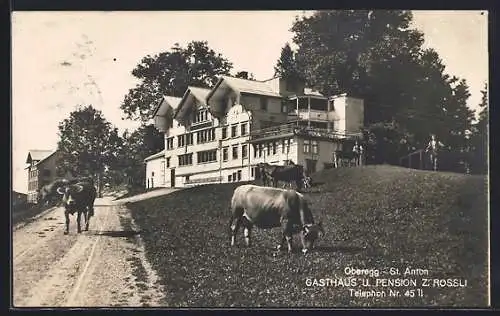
{"left": 290, "top": 10, "right": 474, "bottom": 165}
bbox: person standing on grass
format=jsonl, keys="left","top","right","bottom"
{"left": 353, "top": 140, "right": 364, "bottom": 166}
{"left": 425, "top": 134, "right": 445, "bottom": 171}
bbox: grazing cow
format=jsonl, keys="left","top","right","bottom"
{"left": 229, "top": 184, "right": 324, "bottom": 254}
{"left": 56, "top": 181, "right": 97, "bottom": 235}
{"left": 333, "top": 150, "right": 359, "bottom": 167}
{"left": 257, "top": 163, "right": 306, "bottom": 190}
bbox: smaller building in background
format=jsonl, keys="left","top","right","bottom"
{"left": 144, "top": 150, "right": 166, "bottom": 189}
{"left": 25, "top": 149, "right": 62, "bottom": 203}
{"left": 12, "top": 191, "right": 27, "bottom": 209}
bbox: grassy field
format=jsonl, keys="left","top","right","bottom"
{"left": 12, "top": 203, "right": 51, "bottom": 227}
{"left": 126, "top": 165, "right": 489, "bottom": 308}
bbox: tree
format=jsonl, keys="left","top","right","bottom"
{"left": 234, "top": 71, "right": 256, "bottom": 80}
{"left": 290, "top": 10, "right": 474, "bottom": 166}
{"left": 57, "top": 105, "right": 123, "bottom": 197}
{"left": 469, "top": 82, "right": 488, "bottom": 174}
{"left": 121, "top": 41, "right": 233, "bottom": 122}
{"left": 274, "top": 42, "right": 304, "bottom": 82}
{"left": 119, "top": 124, "right": 164, "bottom": 189}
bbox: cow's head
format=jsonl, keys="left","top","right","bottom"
{"left": 56, "top": 184, "right": 84, "bottom": 207}
{"left": 301, "top": 221, "right": 325, "bottom": 253}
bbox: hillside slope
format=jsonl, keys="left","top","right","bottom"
{"left": 126, "top": 165, "right": 488, "bottom": 307}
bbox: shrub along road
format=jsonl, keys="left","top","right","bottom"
{"left": 127, "top": 165, "right": 489, "bottom": 307}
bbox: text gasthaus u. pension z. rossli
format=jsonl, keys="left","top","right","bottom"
{"left": 305, "top": 266, "right": 468, "bottom": 298}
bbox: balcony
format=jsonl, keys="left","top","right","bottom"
{"left": 249, "top": 123, "right": 362, "bottom": 142}
{"left": 185, "top": 176, "right": 222, "bottom": 186}
{"left": 287, "top": 109, "right": 338, "bottom": 122}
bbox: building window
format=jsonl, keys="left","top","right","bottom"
{"left": 197, "top": 149, "right": 217, "bottom": 163}
{"left": 258, "top": 144, "right": 264, "bottom": 157}
{"left": 240, "top": 123, "right": 247, "bottom": 136}
{"left": 242, "top": 144, "right": 248, "bottom": 159}
{"left": 186, "top": 133, "right": 193, "bottom": 146}
{"left": 152, "top": 171, "right": 155, "bottom": 177}
{"left": 231, "top": 125, "right": 237, "bottom": 138}
{"left": 186, "top": 175, "right": 190, "bottom": 182}
{"left": 197, "top": 128, "right": 216, "bottom": 144}
{"left": 272, "top": 142, "right": 277, "bottom": 155}
{"left": 178, "top": 153, "right": 193, "bottom": 166}
{"left": 237, "top": 170, "right": 242, "bottom": 181}
{"left": 194, "top": 109, "right": 210, "bottom": 124}
{"left": 222, "top": 127, "right": 227, "bottom": 139}
{"left": 312, "top": 140, "right": 319, "bottom": 154}
{"left": 233, "top": 172, "right": 237, "bottom": 181}
{"left": 266, "top": 143, "right": 271, "bottom": 156}
{"left": 223, "top": 147, "right": 229, "bottom": 161}
{"left": 166, "top": 157, "right": 171, "bottom": 168}
{"left": 303, "top": 139, "right": 311, "bottom": 153}
{"left": 228, "top": 174, "right": 232, "bottom": 182}
{"left": 260, "top": 96, "right": 268, "bottom": 111}
{"left": 166, "top": 137, "right": 174, "bottom": 150}
{"left": 251, "top": 167, "right": 255, "bottom": 177}
{"left": 232, "top": 146, "right": 238, "bottom": 160}
{"left": 178, "top": 134, "right": 186, "bottom": 147}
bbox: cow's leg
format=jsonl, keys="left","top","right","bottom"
{"left": 76, "top": 211, "right": 82, "bottom": 233}
{"left": 279, "top": 220, "right": 293, "bottom": 253}
{"left": 84, "top": 208, "right": 90, "bottom": 231}
{"left": 230, "top": 217, "right": 241, "bottom": 247}
{"left": 64, "top": 211, "right": 70, "bottom": 235}
{"left": 230, "top": 208, "right": 243, "bottom": 247}
{"left": 243, "top": 225, "right": 252, "bottom": 247}
{"left": 277, "top": 234, "right": 286, "bottom": 251}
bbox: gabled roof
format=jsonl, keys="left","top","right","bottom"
{"left": 144, "top": 150, "right": 165, "bottom": 162}
{"left": 151, "top": 95, "right": 182, "bottom": 118}
{"left": 25, "top": 150, "right": 55, "bottom": 164}
{"left": 188, "top": 86, "right": 211, "bottom": 104}
{"left": 207, "top": 76, "right": 282, "bottom": 101}
{"left": 174, "top": 86, "right": 212, "bottom": 120}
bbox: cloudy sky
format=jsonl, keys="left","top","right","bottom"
{"left": 12, "top": 10, "right": 488, "bottom": 193}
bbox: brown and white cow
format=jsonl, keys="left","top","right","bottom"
{"left": 229, "top": 184, "right": 324, "bottom": 254}
{"left": 56, "top": 181, "right": 97, "bottom": 235}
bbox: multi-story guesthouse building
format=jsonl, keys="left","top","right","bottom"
{"left": 148, "top": 75, "right": 364, "bottom": 188}
{"left": 25, "top": 149, "right": 62, "bottom": 203}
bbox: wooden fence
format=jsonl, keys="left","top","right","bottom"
{"left": 399, "top": 149, "right": 426, "bottom": 170}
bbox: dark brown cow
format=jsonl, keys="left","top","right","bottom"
{"left": 229, "top": 184, "right": 324, "bottom": 254}
{"left": 38, "top": 177, "right": 94, "bottom": 206}
{"left": 257, "top": 162, "right": 306, "bottom": 190}
{"left": 56, "top": 181, "right": 97, "bottom": 235}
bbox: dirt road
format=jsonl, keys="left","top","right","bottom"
{"left": 13, "top": 195, "right": 168, "bottom": 308}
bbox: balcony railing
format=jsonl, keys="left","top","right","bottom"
{"left": 249, "top": 123, "right": 362, "bottom": 141}
{"left": 185, "top": 176, "right": 222, "bottom": 185}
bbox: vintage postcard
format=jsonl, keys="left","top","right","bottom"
{"left": 11, "top": 10, "right": 489, "bottom": 308}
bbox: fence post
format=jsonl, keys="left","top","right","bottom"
{"left": 419, "top": 150, "right": 423, "bottom": 170}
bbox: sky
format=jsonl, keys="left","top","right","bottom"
{"left": 11, "top": 10, "right": 489, "bottom": 194}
